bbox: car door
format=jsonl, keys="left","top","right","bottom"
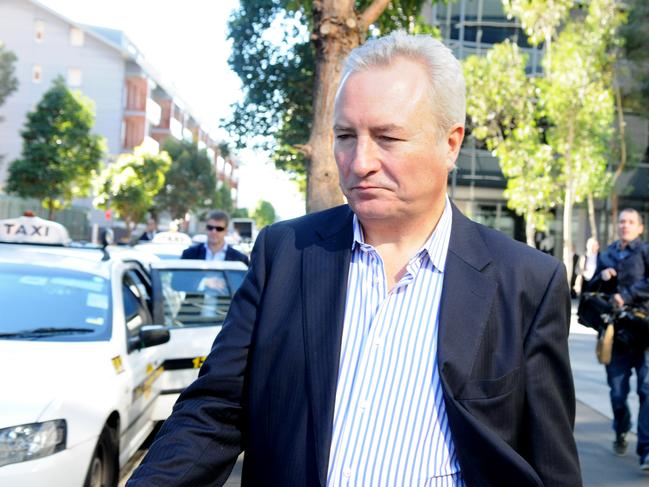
{"left": 148, "top": 260, "right": 246, "bottom": 418}
{"left": 118, "top": 266, "right": 163, "bottom": 461}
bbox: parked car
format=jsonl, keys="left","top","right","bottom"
{"left": 0, "top": 214, "right": 170, "bottom": 487}
{"left": 147, "top": 259, "right": 248, "bottom": 420}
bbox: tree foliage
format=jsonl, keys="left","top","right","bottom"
{"left": 94, "top": 150, "right": 171, "bottom": 238}
{"left": 464, "top": 41, "right": 559, "bottom": 244}
{"left": 214, "top": 184, "right": 234, "bottom": 214}
{"left": 619, "top": 0, "right": 649, "bottom": 118}
{"left": 154, "top": 138, "right": 218, "bottom": 219}
{"left": 465, "top": 0, "right": 623, "bottom": 277}
{"left": 252, "top": 199, "right": 277, "bottom": 228}
{"left": 0, "top": 41, "right": 18, "bottom": 118}
{"left": 225, "top": 0, "right": 433, "bottom": 211}
{"left": 0, "top": 41, "right": 18, "bottom": 166}
{"left": 6, "top": 76, "right": 105, "bottom": 218}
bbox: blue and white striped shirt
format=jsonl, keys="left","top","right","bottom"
{"left": 327, "top": 196, "right": 464, "bottom": 487}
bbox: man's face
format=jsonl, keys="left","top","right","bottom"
{"left": 206, "top": 218, "right": 227, "bottom": 247}
{"left": 333, "top": 57, "right": 463, "bottom": 224}
{"left": 618, "top": 211, "right": 643, "bottom": 244}
{"left": 146, "top": 219, "right": 156, "bottom": 232}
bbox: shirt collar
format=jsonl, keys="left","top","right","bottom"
{"left": 204, "top": 242, "right": 227, "bottom": 256}
{"left": 616, "top": 237, "right": 642, "bottom": 252}
{"left": 351, "top": 195, "right": 453, "bottom": 272}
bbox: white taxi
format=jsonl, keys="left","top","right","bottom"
{"left": 0, "top": 215, "right": 170, "bottom": 487}
{"left": 148, "top": 259, "right": 247, "bottom": 420}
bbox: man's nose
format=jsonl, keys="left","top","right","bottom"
{"left": 351, "top": 137, "right": 380, "bottom": 176}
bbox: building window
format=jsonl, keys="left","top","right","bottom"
{"left": 32, "top": 65, "right": 42, "bottom": 83}
{"left": 67, "top": 68, "right": 82, "bottom": 87}
{"left": 35, "top": 20, "right": 45, "bottom": 42}
{"left": 69, "top": 27, "right": 84, "bottom": 47}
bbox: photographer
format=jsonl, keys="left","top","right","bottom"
{"left": 587, "top": 208, "right": 649, "bottom": 469}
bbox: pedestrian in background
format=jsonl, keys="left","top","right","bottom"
{"left": 587, "top": 208, "right": 649, "bottom": 468}
{"left": 181, "top": 210, "right": 249, "bottom": 265}
{"left": 128, "top": 31, "right": 580, "bottom": 487}
{"left": 573, "top": 236, "right": 600, "bottom": 296}
{"left": 137, "top": 217, "right": 158, "bottom": 241}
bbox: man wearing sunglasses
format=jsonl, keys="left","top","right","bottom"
{"left": 181, "top": 210, "right": 249, "bottom": 266}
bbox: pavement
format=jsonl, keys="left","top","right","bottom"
{"left": 121, "top": 303, "right": 649, "bottom": 486}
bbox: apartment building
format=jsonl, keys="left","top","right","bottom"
{"left": 0, "top": 0, "right": 239, "bottom": 216}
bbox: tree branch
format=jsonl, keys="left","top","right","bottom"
{"left": 359, "top": 0, "right": 392, "bottom": 30}
{"left": 294, "top": 144, "right": 313, "bottom": 158}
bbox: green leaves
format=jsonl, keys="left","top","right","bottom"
{"left": 224, "top": 0, "right": 429, "bottom": 183}
{"left": 465, "top": 0, "right": 623, "bottom": 245}
{"left": 6, "top": 76, "right": 105, "bottom": 216}
{"left": 93, "top": 150, "right": 171, "bottom": 234}
{"left": 154, "top": 138, "right": 218, "bottom": 219}
{"left": 252, "top": 200, "right": 277, "bottom": 228}
{"left": 0, "top": 41, "right": 18, "bottom": 111}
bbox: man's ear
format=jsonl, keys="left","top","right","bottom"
{"left": 445, "top": 124, "right": 465, "bottom": 171}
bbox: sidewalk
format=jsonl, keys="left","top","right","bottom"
{"left": 576, "top": 401, "right": 648, "bottom": 486}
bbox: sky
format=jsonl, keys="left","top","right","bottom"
{"left": 38, "top": 0, "right": 305, "bottom": 220}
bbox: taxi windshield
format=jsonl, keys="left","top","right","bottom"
{"left": 0, "top": 264, "right": 111, "bottom": 341}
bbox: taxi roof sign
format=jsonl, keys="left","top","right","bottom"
{"left": 151, "top": 231, "right": 192, "bottom": 245}
{"left": 0, "top": 215, "right": 70, "bottom": 245}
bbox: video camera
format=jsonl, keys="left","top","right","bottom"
{"left": 578, "top": 292, "right": 649, "bottom": 347}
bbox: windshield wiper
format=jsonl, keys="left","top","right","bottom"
{"left": 0, "top": 327, "right": 96, "bottom": 338}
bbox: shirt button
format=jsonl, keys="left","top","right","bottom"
{"left": 359, "top": 400, "right": 369, "bottom": 411}
{"left": 343, "top": 468, "right": 352, "bottom": 478}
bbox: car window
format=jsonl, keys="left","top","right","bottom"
{"left": 0, "top": 264, "right": 111, "bottom": 341}
{"left": 123, "top": 270, "right": 153, "bottom": 339}
{"left": 158, "top": 269, "right": 243, "bottom": 328}
{"left": 226, "top": 270, "right": 245, "bottom": 292}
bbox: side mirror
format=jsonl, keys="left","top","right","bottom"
{"left": 128, "top": 324, "right": 170, "bottom": 352}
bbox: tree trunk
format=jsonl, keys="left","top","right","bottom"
{"left": 563, "top": 185, "right": 574, "bottom": 284}
{"left": 608, "top": 81, "right": 627, "bottom": 243}
{"left": 47, "top": 198, "right": 55, "bottom": 220}
{"left": 306, "top": 0, "right": 391, "bottom": 213}
{"left": 562, "top": 122, "right": 576, "bottom": 283}
{"left": 525, "top": 212, "right": 535, "bottom": 247}
{"left": 587, "top": 193, "right": 597, "bottom": 240}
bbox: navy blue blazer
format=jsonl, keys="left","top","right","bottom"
{"left": 181, "top": 243, "right": 249, "bottom": 266}
{"left": 129, "top": 204, "right": 580, "bottom": 487}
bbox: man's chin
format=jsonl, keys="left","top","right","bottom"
{"left": 348, "top": 200, "right": 397, "bottom": 221}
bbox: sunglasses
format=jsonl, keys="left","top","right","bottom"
{"left": 206, "top": 225, "right": 226, "bottom": 232}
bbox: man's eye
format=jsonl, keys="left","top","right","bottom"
{"left": 379, "top": 135, "right": 401, "bottom": 142}
{"left": 335, "top": 134, "right": 354, "bottom": 140}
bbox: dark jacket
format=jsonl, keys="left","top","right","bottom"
{"left": 181, "top": 243, "right": 249, "bottom": 266}
{"left": 587, "top": 238, "right": 649, "bottom": 307}
{"left": 128, "top": 204, "right": 580, "bottom": 487}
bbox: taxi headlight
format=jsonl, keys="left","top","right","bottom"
{"left": 0, "top": 419, "right": 66, "bottom": 467}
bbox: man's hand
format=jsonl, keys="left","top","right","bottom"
{"left": 613, "top": 293, "right": 625, "bottom": 307}
{"left": 601, "top": 268, "right": 617, "bottom": 281}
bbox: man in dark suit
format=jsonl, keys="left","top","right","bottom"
{"left": 137, "top": 217, "right": 158, "bottom": 242}
{"left": 128, "top": 32, "right": 580, "bottom": 486}
{"left": 181, "top": 210, "right": 249, "bottom": 266}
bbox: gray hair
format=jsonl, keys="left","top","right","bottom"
{"left": 341, "top": 30, "right": 466, "bottom": 137}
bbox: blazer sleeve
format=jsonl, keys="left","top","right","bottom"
{"left": 127, "top": 228, "right": 270, "bottom": 486}
{"left": 522, "top": 262, "right": 582, "bottom": 486}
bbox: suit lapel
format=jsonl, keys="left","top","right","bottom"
{"left": 302, "top": 207, "right": 353, "bottom": 487}
{"left": 438, "top": 204, "right": 496, "bottom": 397}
